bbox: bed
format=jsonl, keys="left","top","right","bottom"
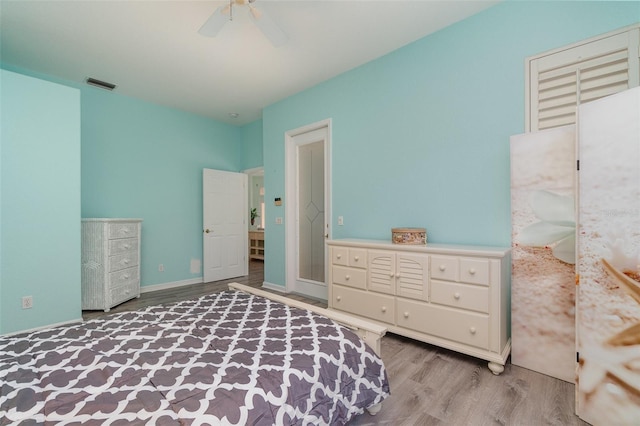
{"left": 0, "top": 283, "right": 390, "bottom": 425}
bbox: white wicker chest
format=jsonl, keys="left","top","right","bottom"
{"left": 81, "top": 218, "right": 142, "bottom": 311}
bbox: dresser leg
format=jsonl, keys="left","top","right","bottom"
{"left": 488, "top": 361, "right": 505, "bottom": 375}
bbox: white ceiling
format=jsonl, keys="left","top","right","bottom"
{"left": 1, "top": 0, "right": 498, "bottom": 125}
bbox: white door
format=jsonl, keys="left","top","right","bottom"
{"left": 203, "top": 168, "right": 248, "bottom": 282}
{"left": 285, "top": 120, "right": 331, "bottom": 299}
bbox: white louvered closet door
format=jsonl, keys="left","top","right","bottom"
{"left": 528, "top": 26, "right": 640, "bottom": 132}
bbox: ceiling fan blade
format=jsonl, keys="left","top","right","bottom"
{"left": 249, "top": 5, "right": 288, "bottom": 47}
{"left": 198, "top": 5, "right": 229, "bottom": 37}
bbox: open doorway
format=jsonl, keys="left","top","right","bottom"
{"left": 246, "top": 167, "right": 265, "bottom": 272}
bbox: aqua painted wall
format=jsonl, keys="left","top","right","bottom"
{"left": 262, "top": 2, "right": 640, "bottom": 288}
{"left": 241, "top": 119, "right": 264, "bottom": 171}
{"left": 81, "top": 87, "right": 243, "bottom": 287}
{"left": 1, "top": 70, "right": 81, "bottom": 334}
{"left": 1, "top": 64, "right": 248, "bottom": 294}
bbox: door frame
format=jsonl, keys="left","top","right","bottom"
{"left": 284, "top": 118, "right": 332, "bottom": 299}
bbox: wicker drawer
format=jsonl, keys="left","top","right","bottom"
{"left": 108, "top": 252, "right": 138, "bottom": 272}
{"left": 109, "top": 266, "right": 139, "bottom": 288}
{"left": 108, "top": 222, "right": 138, "bottom": 239}
{"left": 110, "top": 281, "right": 139, "bottom": 306}
{"left": 396, "top": 299, "right": 489, "bottom": 350}
{"left": 332, "top": 285, "right": 395, "bottom": 324}
{"left": 332, "top": 266, "right": 366, "bottom": 289}
{"left": 431, "top": 280, "right": 489, "bottom": 313}
{"left": 108, "top": 238, "right": 138, "bottom": 255}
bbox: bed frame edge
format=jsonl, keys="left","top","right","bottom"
{"left": 228, "top": 282, "right": 387, "bottom": 356}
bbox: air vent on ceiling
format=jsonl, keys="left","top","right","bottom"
{"left": 86, "top": 77, "right": 116, "bottom": 91}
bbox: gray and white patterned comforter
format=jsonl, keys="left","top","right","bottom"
{"left": 0, "top": 290, "right": 389, "bottom": 425}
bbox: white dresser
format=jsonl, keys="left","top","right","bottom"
{"left": 81, "top": 218, "right": 142, "bottom": 311}
{"left": 327, "top": 239, "right": 511, "bottom": 374}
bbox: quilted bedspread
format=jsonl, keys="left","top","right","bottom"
{"left": 0, "top": 291, "right": 389, "bottom": 425}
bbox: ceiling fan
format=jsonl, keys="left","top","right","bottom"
{"left": 198, "top": 0, "right": 288, "bottom": 47}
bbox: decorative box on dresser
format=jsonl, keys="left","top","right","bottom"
{"left": 81, "top": 219, "right": 142, "bottom": 311}
{"left": 327, "top": 239, "right": 511, "bottom": 375}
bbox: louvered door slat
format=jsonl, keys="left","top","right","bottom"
{"left": 527, "top": 25, "right": 639, "bottom": 131}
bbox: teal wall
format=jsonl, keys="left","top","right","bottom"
{"left": 1, "top": 64, "right": 250, "bottom": 297}
{"left": 262, "top": 2, "right": 640, "bottom": 288}
{"left": 81, "top": 88, "right": 243, "bottom": 286}
{"left": 1, "top": 70, "right": 81, "bottom": 334}
{"left": 241, "top": 119, "right": 264, "bottom": 171}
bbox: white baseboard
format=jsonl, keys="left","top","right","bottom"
{"left": 3, "top": 317, "right": 84, "bottom": 337}
{"left": 261, "top": 281, "right": 286, "bottom": 293}
{"left": 141, "top": 277, "right": 204, "bottom": 293}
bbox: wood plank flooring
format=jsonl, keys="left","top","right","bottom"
{"left": 83, "top": 260, "right": 589, "bottom": 425}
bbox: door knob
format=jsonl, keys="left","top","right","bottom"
{"left": 204, "top": 229, "right": 211, "bottom": 233}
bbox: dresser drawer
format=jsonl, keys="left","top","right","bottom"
{"left": 332, "top": 247, "right": 349, "bottom": 266}
{"left": 108, "top": 252, "right": 138, "bottom": 272}
{"left": 332, "top": 247, "right": 367, "bottom": 268}
{"left": 459, "top": 258, "right": 489, "bottom": 286}
{"left": 108, "top": 238, "right": 138, "bottom": 255}
{"left": 109, "top": 266, "right": 139, "bottom": 288}
{"left": 332, "top": 285, "right": 395, "bottom": 324}
{"left": 431, "top": 280, "right": 489, "bottom": 313}
{"left": 108, "top": 222, "right": 138, "bottom": 239}
{"left": 396, "top": 299, "right": 489, "bottom": 350}
{"left": 430, "top": 255, "right": 459, "bottom": 282}
{"left": 332, "top": 266, "right": 366, "bottom": 289}
{"left": 348, "top": 248, "right": 367, "bottom": 268}
{"left": 110, "top": 281, "right": 139, "bottom": 306}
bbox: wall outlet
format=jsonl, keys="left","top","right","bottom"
{"left": 158, "top": 263, "right": 164, "bottom": 272}
{"left": 22, "top": 296, "right": 33, "bottom": 309}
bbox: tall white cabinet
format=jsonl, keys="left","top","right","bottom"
{"left": 327, "top": 239, "right": 511, "bottom": 374}
{"left": 81, "top": 219, "right": 142, "bottom": 311}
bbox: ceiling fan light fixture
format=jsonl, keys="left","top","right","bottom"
{"left": 199, "top": 0, "right": 287, "bottom": 47}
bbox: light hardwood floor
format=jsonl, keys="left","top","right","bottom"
{"left": 83, "top": 260, "right": 590, "bottom": 426}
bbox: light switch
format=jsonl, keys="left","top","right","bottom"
{"left": 275, "top": 217, "right": 283, "bottom": 225}
{"left": 338, "top": 216, "right": 344, "bottom": 226}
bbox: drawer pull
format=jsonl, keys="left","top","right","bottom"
{"left": 469, "top": 268, "right": 476, "bottom": 275}
{"left": 403, "top": 312, "right": 409, "bottom": 318}
{"left": 454, "top": 292, "right": 461, "bottom": 300}
{"left": 381, "top": 306, "right": 387, "bottom": 313}
{"left": 396, "top": 273, "right": 401, "bottom": 278}
{"left": 337, "top": 254, "right": 342, "bottom": 259}
{"left": 123, "top": 245, "right": 130, "bottom": 250}
{"left": 122, "top": 275, "right": 130, "bottom": 280}
{"left": 354, "top": 256, "right": 359, "bottom": 261}
{"left": 439, "top": 265, "right": 446, "bottom": 271}
{"left": 336, "top": 296, "right": 342, "bottom": 302}
{"left": 122, "top": 259, "right": 130, "bottom": 265}
{"left": 470, "top": 327, "right": 477, "bottom": 335}
{"left": 389, "top": 272, "right": 395, "bottom": 278}
{"left": 345, "top": 275, "right": 350, "bottom": 281}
